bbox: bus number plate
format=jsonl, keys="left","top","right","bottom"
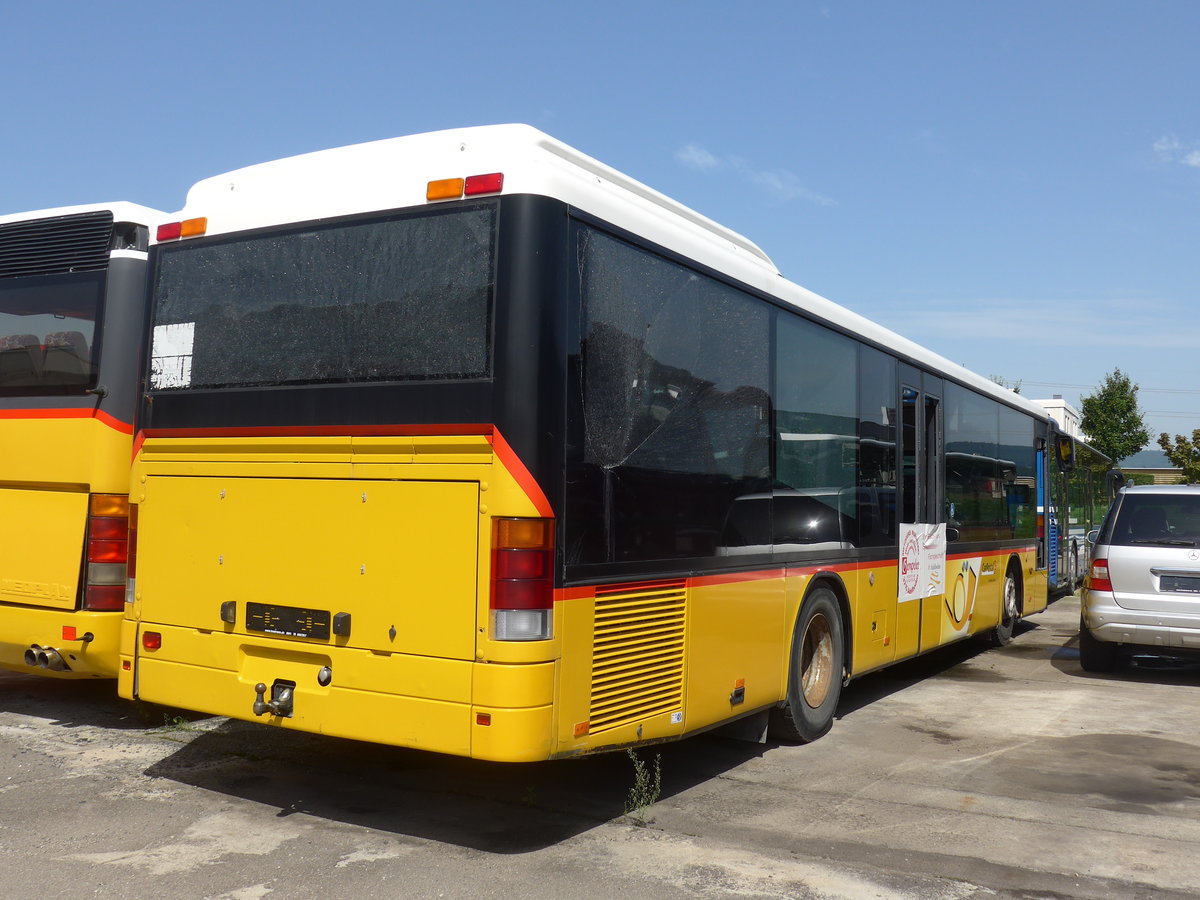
{"left": 246, "top": 602, "right": 331, "bottom": 640}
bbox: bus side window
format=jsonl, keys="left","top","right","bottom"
{"left": 0, "top": 333, "right": 42, "bottom": 387}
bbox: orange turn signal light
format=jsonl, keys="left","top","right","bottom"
{"left": 427, "top": 178, "right": 465, "bottom": 201}
{"left": 89, "top": 493, "right": 129, "bottom": 517}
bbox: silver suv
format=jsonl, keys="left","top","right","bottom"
{"left": 1081, "top": 484, "right": 1200, "bottom": 672}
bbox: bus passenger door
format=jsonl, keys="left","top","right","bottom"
{"left": 895, "top": 369, "right": 945, "bottom": 658}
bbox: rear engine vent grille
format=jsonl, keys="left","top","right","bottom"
{"left": 589, "top": 581, "right": 686, "bottom": 734}
{"left": 0, "top": 211, "right": 114, "bottom": 279}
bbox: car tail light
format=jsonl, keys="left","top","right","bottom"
{"left": 1088, "top": 558, "right": 1113, "bottom": 592}
{"left": 490, "top": 517, "right": 553, "bottom": 641}
{"left": 84, "top": 494, "right": 128, "bottom": 611}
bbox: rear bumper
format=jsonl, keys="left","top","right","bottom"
{"left": 0, "top": 606, "right": 122, "bottom": 678}
{"left": 121, "top": 623, "right": 556, "bottom": 761}
{"left": 1081, "top": 589, "right": 1200, "bottom": 650}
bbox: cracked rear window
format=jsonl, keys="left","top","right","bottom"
{"left": 568, "top": 225, "right": 770, "bottom": 565}
{"left": 149, "top": 205, "right": 495, "bottom": 390}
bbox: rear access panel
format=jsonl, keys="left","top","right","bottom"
{"left": 136, "top": 477, "right": 479, "bottom": 660}
{"left": 0, "top": 487, "right": 87, "bottom": 611}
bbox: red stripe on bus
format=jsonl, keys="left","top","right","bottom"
{"left": 487, "top": 429, "right": 553, "bottom": 518}
{"left": 555, "top": 547, "right": 1038, "bottom": 602}
{"left": 0, "top": 407, "right": 133, "bottom": 435}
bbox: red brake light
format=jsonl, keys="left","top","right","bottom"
{"left": 493, "top": 548, "right": 549, "bottom": 581}
{"left": 464, "top": 173, "right": 504, "bottom": 196}
{"left": 85, "top": 585, "right": 125, "bottom": 611}
{"left": 1088, "top": 558, "right": 1113, "bottom": 592}
{"left": 142, "top": 631, "right": 162, "bottom": 651}
{"left": 88, "top": 540, "right": 127, "bottom": 564}
{"left": 88, "top": 517, "right": 126, "bottom": 541}
{"left": 157, "top": 222, "right": 183, "bottom": 242}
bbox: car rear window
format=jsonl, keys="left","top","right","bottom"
{"left": 1105, "top": 493, "right": 1200, "bottom": 547}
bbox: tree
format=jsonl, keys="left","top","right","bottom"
{"left": 1079, "top": 368, "right": 1150, "bottom": 463}
{"left": 1158, "top": 429, "right": 1200, "bottom": 484}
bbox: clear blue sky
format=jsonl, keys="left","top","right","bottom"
{"left": 3, "top": 1, "right": 1197, "bottom": 446}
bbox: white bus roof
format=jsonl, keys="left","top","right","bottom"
{"left": 171, "top": 124, "right": 1047, "bottom": 421}
{"left": 0, "top": 201, "right": 163, "bottom": 228}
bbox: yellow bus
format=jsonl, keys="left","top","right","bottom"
{"left": 0, "top": 203, "right": 160, "bottom": 678}
{"left": 120, "top": 126, "right": 1058, "bottom": 759}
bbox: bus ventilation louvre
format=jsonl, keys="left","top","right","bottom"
{"left": 0, "top": 211, "right": 115, "bottom": 278}
{"left": 588, "top": 581, "right": 687, "bottom": 734}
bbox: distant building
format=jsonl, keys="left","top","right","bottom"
{"left": 1032, "top": 396, "right": 1086, "bottom": 440}
{"left": 1118, "top": 449, "right": 1181, "bottom": 485}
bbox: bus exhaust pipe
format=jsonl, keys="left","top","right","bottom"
{"left": 35, "top": 647, "right": 69, "bottom": 671}
{"left": 24, "top": 645, "right": 42, "bottom": 668}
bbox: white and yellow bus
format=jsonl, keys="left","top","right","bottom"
{"left": 0, "top": 203, "right": 160, "bottom": 678}
{"left": 120, "top": 126, "right": 1060, "bottom": 759}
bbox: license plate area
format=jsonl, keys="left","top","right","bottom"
{"left": 246, "top": 602, "right": 331, "bottom": 640}
{"left": 1160, "top": 575, "right": 1200, "bottom": 594}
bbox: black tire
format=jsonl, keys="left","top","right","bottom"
{"left": 769, "top": 586, "right": 844, "bottom": 743}
{"left": 1079, "top": 614, "right": 1118, "bottom": 673}
{"left": 988, "top": 564, "right": 1020, "bottom": 647}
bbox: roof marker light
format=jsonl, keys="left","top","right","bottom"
{"left": 180, "top": 217, "right": 208, "bottom": 238}
{"left": 156, "top": 218, "right": 208, "bottom": 242}
{"left": 427, "top": 178, "right": 465, "bottom": 201}
{"left": 464, "top": 173, "right": 504, "bottom": 196}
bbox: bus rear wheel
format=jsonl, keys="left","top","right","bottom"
{"left": 770, "top": 587, "right": 844, "bottom": 743}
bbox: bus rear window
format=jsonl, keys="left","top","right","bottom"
{"left": 0, "top": 272, "right": 102, "bottom": 395}
{"left": 149, "top": 205, "right": 495, "bottom": 390}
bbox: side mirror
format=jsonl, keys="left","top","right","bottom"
{"left": 1056, "top": 435, "right": 1076, "bottom": 472}
{"left": 1086, "top": 529, "right": 1100, "bottom": 545}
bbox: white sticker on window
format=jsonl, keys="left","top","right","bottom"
{"left": 150, "top": 322, "right": 195, "bottom": 389}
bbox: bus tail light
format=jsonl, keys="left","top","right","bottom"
{"left": 84, "top": 494, "right": 129, "bottom": 611}
{"left": 490, "top": 517, "right": 553, "bottom": 641}
{"left": 1088, "top": 558, "right": 1113, "bottom": 593}
{"left": 125, "top": 503, "right": 139, "bottom": 606}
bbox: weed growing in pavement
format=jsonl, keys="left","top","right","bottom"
{"left": 623, "top": 748, "right": 662, "bottom": 824}
{"left": 154, "top": 714, "right": 201, "bottom": 733}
